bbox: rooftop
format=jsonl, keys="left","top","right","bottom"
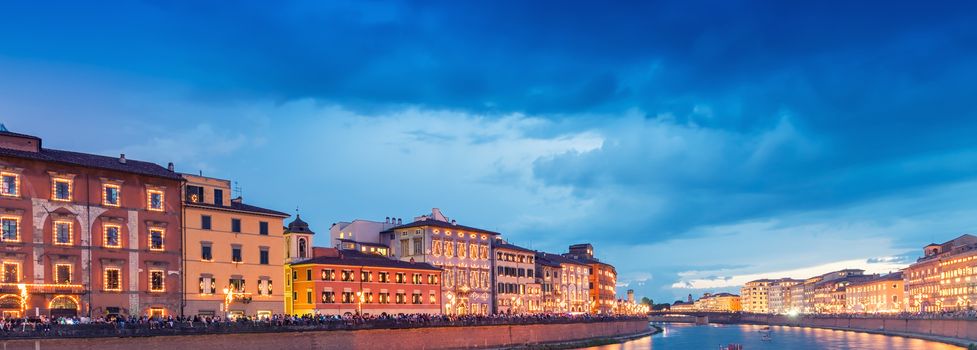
{"left": 382, "top": 217, "right": 501, "bottom": 236}
{"left": 186, "top": 200, "right": 290, "bottom": 218}
{"left": 291, "top": 249, "right": 440, "bottom": 271}
{"left": 0, "top": 130, "right": 181, "bottom": 180}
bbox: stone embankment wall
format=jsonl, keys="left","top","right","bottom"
{"left": 740, "top": 314, "right": 977, "bottom": 344}
{"left": 0, "top": 320, "right": 650, "bottom": 350}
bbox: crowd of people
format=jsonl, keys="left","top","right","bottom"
{"left": 0, "top": 312, "right": 642, "bottom": 338}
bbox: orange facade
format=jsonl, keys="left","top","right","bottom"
{"left": 0, "top": 130, "right": 182, "bottom": 318}
{"left": 287, "top": 249, "right": 442, "bottom": 315}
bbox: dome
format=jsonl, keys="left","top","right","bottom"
{"left": 285, "top": 214, "right": 315, "bottom": 235}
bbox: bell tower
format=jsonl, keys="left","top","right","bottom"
{"left": 284, "top": 214, "right": 315, "bottom": 263}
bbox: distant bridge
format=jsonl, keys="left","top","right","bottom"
{"left": 647, "top": 311, "right": 743, "bottom": 324}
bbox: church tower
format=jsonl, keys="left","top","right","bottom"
{"left": 284, "top": 214, "right": 315, "bottom": 263}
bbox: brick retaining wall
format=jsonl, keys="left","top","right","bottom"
{"left": 0, "top": 320, "right": 650, "bottom": 350}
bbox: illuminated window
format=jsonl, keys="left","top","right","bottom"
{"left": 104, "top": 268, "right": 121, "bottom": 291}
{"left": 55, "top": 263, "right": 72, "bottom": 284}
{"left": 1, "top": 216, "right": 19, "bottom": 242}
{"left": 432, "top": 239, "right": 442, "bottom": 256}
{"left": 2, "top": 262, "right": 19, "bottom": 283}
{"left": 52, "top": 178, "right": 72, "bottom": 201}
{"left": 1, "top": 172, "right": 19, "bottom": 197}
{"left": 149, "top": 228, "right": 164, "bottom": 251}
{"left": 147, "top": 189, "right": 164, "bottom": 211}
{"left": 229, "top": 278, "right": 245, "bottom": 293}
{"left": 54, "top": 221, "right": 72, "bottom": 245}
{"left": 199, "top": 276, "right": 216, "bottom": 294}
{"left": 104, "top": 225, "right": 121, "bottom": 248}
{"left": 149, "top": 270, "right": 165, "bottom": 292}
{"left": 103, "top": 184, "right": 121, "bottom": 207}
{"left": 322, "top": 291, "right": 335, "bottom": 303}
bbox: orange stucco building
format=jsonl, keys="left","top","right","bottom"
{"left": 286, "top": 247, "right": 442, "bottom": 316}
{"left": 181, "top": 174, "right": 289, "bottom": 318}
{"left": 0, "top": 128, "right": 183, "bottom": 318}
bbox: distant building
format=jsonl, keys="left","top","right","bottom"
{"left": 181, "top": 173, "right": 290, "bottom": 318}
{"left": 563, "top": 243, "right": 617, "bottom": 314}
{"left": 846, "top": 272, "right": 904, "bottom": 313}
{"left": 811, "top": 270, "right": 873, "bottom": 314}
{"left": 670, "top": 301, "right": 695, "bottom": 312}
{"left": 693, "top": 292, "right": 741, "bottom": 312}
{"left": 767, "top": 279, "right": 803, "bottom": 314}
{"left": 740, "top": 279, "right": 773, "bottom": 313}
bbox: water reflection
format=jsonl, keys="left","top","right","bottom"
{"left": 579, "top": 323, "right": 965, "bottom": 350}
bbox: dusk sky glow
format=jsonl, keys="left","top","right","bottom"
{"left": 2, "top": 1, "right": 977, "bottom": 303}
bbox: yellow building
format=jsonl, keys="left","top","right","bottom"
{"left": 693, "top": 293, "right": 742, "bottom": 312}
{"left": 740, "top": 279, "right": 773, "bottom": 313}
{"left": 846, "top": 272, "right": 904, "bottom": 313}
{"left": 182, "top": 174, "right": 289, "bottom": 318}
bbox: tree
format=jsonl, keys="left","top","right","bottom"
{"left": 640, "top": 297, "right": 653, "bottom": 306}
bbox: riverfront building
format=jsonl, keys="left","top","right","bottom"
{"left": 767, "top": 278, "right": 802, "bottom": 314}
{"left": 740, "top": 279, "right": 773, "bottom": 313}
{"left": 534, "top": 252, "right": 562, "bottom": 313}
{"left": 693, "top": 292, "right": 741, "bottom": 312}
{"left": 381, "top": 209, "right": 496, "bottom": 315}
{"left": 286, "top": 246, "right": 442, "bottom": 316}
{"left": 845, "top": 272, "right": 904, "bottom": 313}
{"left": 181, "top": 174, "right": 289, "bottom": 318}
{"left": 537, "top": 252, "right": 590, "bottom": 313}
{"left": 493, "top": 240, "right": 541, "bottom": 314}
{"left": 0, "top": 128, "right": 183, "bottom": 318}
{"left": 563, "top": 243, "right": 617, "bottom": 314}
{"left": 904, "top": 234, "right": 977, "bottom": 312}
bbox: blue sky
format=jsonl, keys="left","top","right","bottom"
{"left": 2, "top": 0, "right": 977, "bottom": 303}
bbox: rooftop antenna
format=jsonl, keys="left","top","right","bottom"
{"left": 233, "top": 181, "right": 242, "bottom": 198}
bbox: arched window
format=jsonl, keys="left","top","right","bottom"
{"left": 299, "top": 238, "right": 307, "bottom": 258}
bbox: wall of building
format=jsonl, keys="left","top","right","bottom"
{"left": 0, "top": 156, "right": 182, "bottom": 318}
{"left": 0, "top": 320, "right": 650, "bottom": 350}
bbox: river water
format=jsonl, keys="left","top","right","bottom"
{"left": 578, "top": 323, "right": 965, "bottom": 350}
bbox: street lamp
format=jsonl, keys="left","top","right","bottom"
{"left": 356, "top": 291, "right": 364, "bottom": 315}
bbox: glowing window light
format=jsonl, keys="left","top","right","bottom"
{"left": 149, "top": 228, "right": 164, "bottom": 251}
{"left": 102, "top": 184, "right": 121, "bottom": 207}
{"left": 104, "top": 268, "right": 122, "bottom": 291}
{"left": 51, "top": 178, "right": 72, "bottom": 201}
{"left": 1, "top": 216, "right": 20, "bottom": 242}
{"left": 149, "top": 270, "right": 165, "bottom": 292}
{"left": 103, "top": 224, "right": 122, "bottom": 248}
{"left": 146, "top": 189, "right": 164, "bottom": 211}
{"left": 54, "top": 263, "right": 72, "bottom": 284}
{"left": 53, "top": 220, "right": 73, "bottom": 245}
{"left": 0, "top": 172, "right": 19, "bottom": 197}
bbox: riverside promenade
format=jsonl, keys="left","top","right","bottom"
{"left": 0, "top": 316, "right": 651, "bottom": 350}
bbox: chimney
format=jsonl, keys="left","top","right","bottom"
{"left": 118, "top": 154, "right": 126, "bottom": 164}
{"left": 385, "top": 217, "right": 390, "bottom": 224}
{"left": 397, "top": 218, "right": 402, "bottom": 225}
{"left": 451, "top": 219, "right": 457, "bottom": 225}
{"left": 232, "top": 196, "right": 243, "bottom": 204}
{"left": 167, "top": 162, "right": 174, "bottom": 172}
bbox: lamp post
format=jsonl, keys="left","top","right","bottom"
{"left": 356, "top": 291, "right": 363, "bottom": 315}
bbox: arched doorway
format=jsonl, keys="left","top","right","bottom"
{"left": 0, "top": 294, "right": 24, "bottom": 318}
{"left": 49, "top": 295, "right": 79, "bottom": 318}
